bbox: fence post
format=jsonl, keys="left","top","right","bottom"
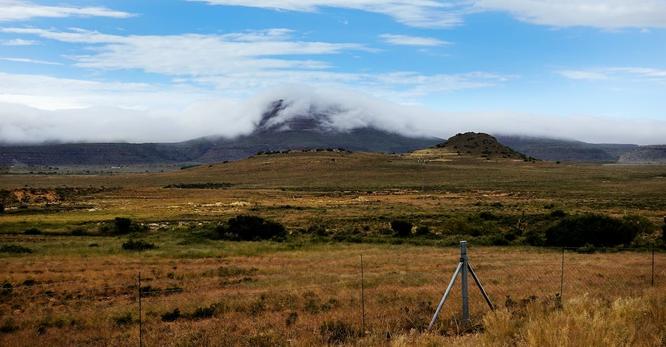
{"left": 560, "top": 247, "right": 565, "bottom": 304}
{"left": 652, "top": 245, "right": 654, "bottom": 287}
{"left": 360, "top": 255, "right": 365, "bottom": 335}
{"left": 138, "top": 273, "right": 143, "bottom": 347}
{"left": 460, "top": 241, "right": 470, "bottom": 324}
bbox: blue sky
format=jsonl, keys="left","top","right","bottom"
{"left": 0, "top": 0, "right": 665, "bottom": 144}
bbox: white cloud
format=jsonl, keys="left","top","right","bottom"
{"left": 1, "top": 81, "right": 665, "bottom": 145}
{"left": 559, "top": 67, "right": 666, "bottom": 83}
{"left": 3, "top": 27, "right": 507, "bottom": 100}
{"left": 192, "top": 0, "right": 467, "bottom": 28}
{"left": 0, "top": 57, "right": 60, "bottom": 65}
{"left": 473, "top": 0, "right": 666, "bottom": 29}
{"left": 1, "top": 38, "right": 37, "bottom": 46}
{"left": 558, "top": 70, "right": 609, "bottom": 80}
{"left": 0, "top": 0, "right": 133, "bottom": 21}
{"left": 1, "top": 27, "right": 363, "bottom": 76}
{"left": 195, "top": 0, "right": 666, "bottom": 29}
{"left": 380, "top": 34, "right": 450, "bottom": 46}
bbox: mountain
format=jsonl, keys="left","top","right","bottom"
{"left": 0, "top": 100, "right": 442, "bottom": 166}
{"left": 494, "top": 135, "right": 639, "bottom": 162}
{"left": 618, "top": 145, "right": 666, "bottom": 164}
{"left": 437, "top": 132, "right": 528, "bottom": 160}
{"left": 409, "top": 132, "right": 529, "bottom": 162}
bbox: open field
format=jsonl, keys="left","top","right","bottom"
{"left": 1, "top": 152, "right": 666, "bottom": 345}
{"left": 1, "top": 152, "right": 665, "bottom": 233}
{"left": 1, "top": 240, "right": 665, "bottom": 346}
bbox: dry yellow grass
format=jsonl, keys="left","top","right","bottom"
{"left": 1, "top": 243, "right": 664, "bottom": 346}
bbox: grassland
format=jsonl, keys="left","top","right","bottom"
{"left": 1, "top": 151, "right": 665, "bottom": 345}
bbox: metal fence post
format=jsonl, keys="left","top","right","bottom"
{"left": 360, "top": 255, "right": 365, "bottom": 335}
{"left": 138, "top": 273, "right": 143, "bottom": 347}
{"left": 560, "top": 247, "right": 565, "bottom": 304}
{"left": 460, "top": 241, "right": 470, "bottom": 324}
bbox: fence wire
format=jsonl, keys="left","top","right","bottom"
{"left": 0, "top": 245, "right": 663, "bottom": 346}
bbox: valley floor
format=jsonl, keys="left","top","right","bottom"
{"left": 1, "top": 152, "right": 665, "bottom": 345}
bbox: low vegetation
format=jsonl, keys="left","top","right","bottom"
{"left": 216, "top": 215, "right": 287, "bottom": 241}
{"left": 121, "top": 239, "right": 156, "bottom": 251}
{"left": 164, "top": 183, "right": 233, "bottom": 189}
{"left": 101, "top": 217, "right": 147, "bottom": 235}
{"left": 545, "top": 214, "right": 651, "bottom": 247}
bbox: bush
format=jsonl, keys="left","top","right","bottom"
{"left": 550, "top": 209, "right": 567, "bottom": 218}
{"left": 414, "top": 226, "right": 431, "bottom": 236}
{"left": 161, "top": 308, "right": 180, "bottom": 322}
{"left": 0, "top": 318, "right": 18, "bottom": 333}
{"left": 121, "top": 240, "right": 156, "bottom": 251}
{"left": 114, "top": 217, "right": 132, "bottom": 234}
{"left": 113, "top": 312, "right": 133, "bottom": 326}
{"left": 545, "top": 214, "right": 644, "bottom": 247}
{"left": 218, "top": 215, "right": 287, "bottom": 241}
{"left": 390, "top": 220, "right": 412, "bottom": 237}
{"left": 0, "top": 244, "right": 33, "bottom": 254}
{"left": 479, "top": 211, "right": 498, "bottom": 220}
{"left": 102, "top": 217, "right": 146, "bottom": 235}
{"left": 319, "top": 320, "right": 358, "bottom": 344}
{"left": 23, "top": 228, "right": 42, "bottom": 235}
{"left": 190, "top": 305, "right": 217, "bottom": 319}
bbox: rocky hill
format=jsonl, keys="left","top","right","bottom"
{"left": 618, "top": 145, "right": 666, "bottom": 164}
{"left": 437, "top": 132, "right": 529, "bottom": 160}
{"left": 410, "top": 132, "right": 529, "bottom": 161}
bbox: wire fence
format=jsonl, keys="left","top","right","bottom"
{"left": 0, "top": 244, "right": 664, "bottom": 346}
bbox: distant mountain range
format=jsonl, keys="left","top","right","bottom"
{"left": 0, "top": 101, "right": 663, "bottom": 166}
{"left": 0, "top": 100, "right": 440, "bottom": 166}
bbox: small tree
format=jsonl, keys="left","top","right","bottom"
{"left": 113, "top": 217, "right": 133, "bottom": 234}
{"left": 662, "top": 217, "right": 666, "bottom": 244}
{"left": 0, "top": 203, "right": 4, "bottom": 214}
{"left": 390, "top": 220, "right": 412, "bottom": 237}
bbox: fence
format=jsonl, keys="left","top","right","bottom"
{"left": 0, "top": 244, "right": 664, "bottom": 346}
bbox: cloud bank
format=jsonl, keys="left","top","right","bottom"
{"left": 1, "top": 84, "right": 665, "bottom": 146}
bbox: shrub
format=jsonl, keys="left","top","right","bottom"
{"left": 218, "top": 215, "right": 286, "bottom": 241}
{"left": 70, "top": 229, "right": 88, "bottom": 236}
{"left": 113, "top": 312, "right": 133, "bottom": 326}
{"left": 0, "top": 318, "right": 18, "bottom": 334}
{"left": 391, "top": 220, "right": 412, "bottom": 237}
{"left": 414, "top": 226, "right": 431, "bottom": 236}
{"left": 121, "top": 240, "right": 156, "bottom": 251}
{"left": 0, "top": 244, "right": 33, "bottom": 254}
{"left": 23, "top": 228, "right": 42, "bottom": 235}
{"left": 550, "top": 209, "right": 567, "bottom": 218}
{"left": 524, "top": 229, "right": 546, "bottom": 246}
{"left": 114, "top": 217, "right": 132, "bottom": 234}
{"left": 161, "top": 308, "right": 180, "bottom": 322}
{"left": 479, "top": 211, "right": 499, "bottom": 220}
{"left": 319, "top": 320, "right": 358, "bottom": 344}
{"left": 545, "top": 214, "right": 643, "bottom": 247}
{"left": 102, "top": 217, "right": 146, "bottom": 235}
{"left": 190, "top": 305, "right": 217, "bottom": 319}
{"left": 1, "top": 282, "right": 12, "bottom": 296}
